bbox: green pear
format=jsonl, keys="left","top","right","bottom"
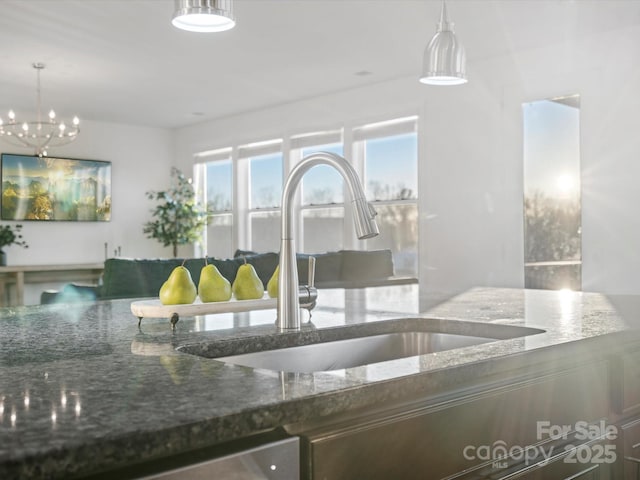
{"left": 198, "top": 260, "right": 232, "bottom": 302}
{"left": 267, "top": 265, "right": 279, "bottom": 298}
{"left": 232, "top": 258, "right": 264, "bottom": 300}
{"left": 159, "top": 264, "right": 197, "bottom": 305}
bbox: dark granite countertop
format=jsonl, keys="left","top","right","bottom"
{"left": 1, "top": 285, "right": 639, "bottom": 479}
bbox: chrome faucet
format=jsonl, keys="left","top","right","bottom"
{"left": 277, "top": 152, "right": 379, "bottom": 330}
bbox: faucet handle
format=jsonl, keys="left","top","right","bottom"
{"left": 299, "top": 285, "right": 318, "bottom": 312}
{"left": 308, "top": 256, "right": 316, "bottom": 288}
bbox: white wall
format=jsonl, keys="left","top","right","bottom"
{"left": 12, "top": 22, "right": 640, "bottom": 304}
{"left": 579, "top": 28, "right": 640, "bottom": 295}
{"left": 421, "top": 23, "right": 640, "bottom": 301}
{"left": 419, "top": 72, "right": 524, "bottom": 306}
{"left": 498, "top": 24, "right": 640, "bottom": 296}
{"left": 2, "top": 119, "right": 174, "bottom": 303}
{"left": 175, "top": 23, "right": 640, "bottom": 302}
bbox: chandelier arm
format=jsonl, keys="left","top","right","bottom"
{"left": 38, "top": 133, "right": 54, "bottom": 153}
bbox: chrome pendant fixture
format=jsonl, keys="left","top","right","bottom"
{"left": 0, "top": 63, "right": 80, "bottom": 157}
{"left": 172, "top": 0, "right": 235, "bottom": 33}
{"left": 419, "top": 0, "right": 467, "bottom": 86}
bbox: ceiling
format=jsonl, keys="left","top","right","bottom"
{"left": 0, "top": 0, "right": 639, "bottom": 130}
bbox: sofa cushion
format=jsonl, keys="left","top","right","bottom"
{"left": 339, "top": 249, "right": 394, "bottom": 281}
{"left": 235, "top": 251, "right": 347, "bottom": 286}
{"left": 101, "top": 258, "right": 184, "bottom": 300}
{"left": 237, "top": 252, "right": 312, "bottom": 286}
{"left": 309, "top": 252, "right": 344, "bottom": 284}
{"left": 233, "top": 249, "right": 258, "bottom": 258}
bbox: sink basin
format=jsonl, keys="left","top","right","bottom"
{"left": 214, "top": 331, "right": 497, "bottom": 373}
{"left": 177, "top": 318, "right": 545, "bottom": 373}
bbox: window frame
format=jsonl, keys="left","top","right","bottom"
{"left": 239, "top": 139, "right": 284, "bottom": 253}
{"left": 353, "top": 116, "right": 419, "bottom": 276}
{"left": 192, "top": 115, "right": 419, "bottom": 278}
{"left": 290, "top": 129, "right": 346, "bottom": 253}
{"left": 193, "top": 148, "right": 234, "bottom": 258}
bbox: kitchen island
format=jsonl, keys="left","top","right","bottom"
{"left": 1, "top": 285, "right": 639, "bottom": 479}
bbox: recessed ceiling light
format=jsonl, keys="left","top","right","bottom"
{"left": 354, "top": 70, "right": 373, "bottom": 77}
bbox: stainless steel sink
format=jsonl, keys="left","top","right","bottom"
{"left": 215, "top": 331, "right": 497, "bottom": 373}
{"left": 177, "top": 318, "right": 545, "bottom": 373}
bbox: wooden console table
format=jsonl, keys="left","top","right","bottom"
{"left": 0, "top": 263, "right": 104, "bottom": 307}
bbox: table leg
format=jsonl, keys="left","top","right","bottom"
{"left": 0, "top": 279, "right": 6, "bottom": 307}
{"left": 15, "top": 271, "right": 24, "bottom": 306}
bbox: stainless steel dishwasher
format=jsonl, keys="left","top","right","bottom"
{"left": 139, "top": 437, "right": 299, "bottom": 480}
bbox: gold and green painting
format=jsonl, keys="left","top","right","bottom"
{"left": 1, "top": 154, "right": 111, "bottom": 221}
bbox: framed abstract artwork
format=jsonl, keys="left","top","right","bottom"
{"left": 1, "top": 153, "right": 111, "bottom": 221}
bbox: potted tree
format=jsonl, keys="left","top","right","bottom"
{"left": 143, "top": 168, "right": 209, "bottom": 258}
{"left": 0, "top": 224, "right": 29, "bottom": 266}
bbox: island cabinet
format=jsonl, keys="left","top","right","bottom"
{"left": 611, "top": 346, "right": 640, "bottom": 480}
{"left": 293, "top": 360, "right": 614, "bottom": 480}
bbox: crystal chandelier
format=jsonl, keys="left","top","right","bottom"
{"left": 0, "top": 63, "right": 80, "bottom": 157}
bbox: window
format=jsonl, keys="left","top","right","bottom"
{"left": 355, "top": 117, "right": 418, "bottom": 276}
{"left": 194, "top": 148, "right": 233, "bottom": 259}
{"left": 193, "top": 116, "right": 419, "bottom": 280}
{"left": 293, "top": 131, "right": 345, "bottom": 253}
{"left": 364, "top": 133, "right": 417, "bottom": 201}
{"left": 523, "top": 95, "right": 581, "bottom": 290}
{"left": 240, "top": 140, "right": 283, "bottom": 253}
{"left": 301, "top": 143, "right": 344, "bottom": 205}
{"left": 249, "top": 152, "right": 282, "bottom": 209}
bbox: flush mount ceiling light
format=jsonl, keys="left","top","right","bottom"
{"left": 419, "top": 0, "right": 467, "bottom": 86}
{"left": 0, "top": 63, "right": 80, "bottom": 157}
{"left": 172, "top": 0, "right": 235, "bottom": 33}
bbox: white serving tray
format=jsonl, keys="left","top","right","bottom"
{"left": 131, "top": 293, "right": 277, "bottom": 323}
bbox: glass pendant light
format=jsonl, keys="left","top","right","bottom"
{"left": 172, "top": 0, "right": 235, "bottom": 33}
{"left": 419, "top": 0, "right": 467, "bottom": 86}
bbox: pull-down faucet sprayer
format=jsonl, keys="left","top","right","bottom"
{"left": 277, "top": 152, "right": 379, "bottom": 331}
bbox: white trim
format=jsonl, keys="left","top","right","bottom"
{"left": 238, "top": 138, "right": 283, "bottom": 158}
{"left": 291, "top": 129, "right": 342, "bottom": 149}
{"left": 194, "top": 147, "right": 232, "bottom": 162}
{"left": 353, "top": 115, "right": 418, "bottom": 141}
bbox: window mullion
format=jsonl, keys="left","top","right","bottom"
{"left": 282, "top": 135, "right": 302, "bottom": 254}
{"left": 233, "top": 146, "right": 250, "bottom": 252}
{"left": 343, "top": 121, "right": 358, "bottom": 250}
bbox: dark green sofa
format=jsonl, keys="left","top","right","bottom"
{"left": 41, "top": 249, "right": 416, "bottom": 303}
